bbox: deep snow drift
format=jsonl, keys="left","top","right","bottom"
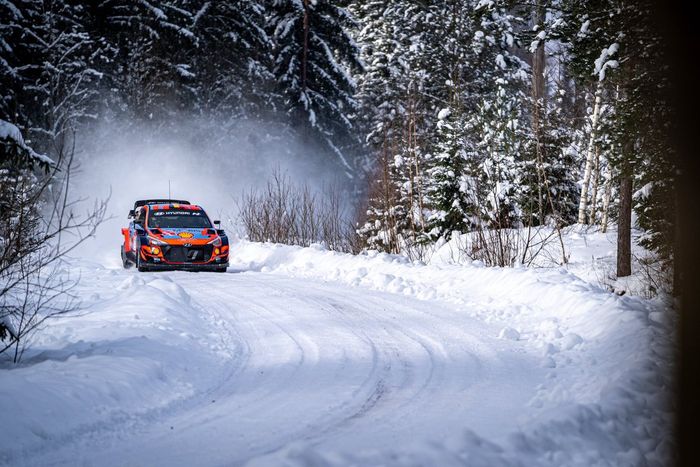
{"left": 0, "top": 230, "right": 674, "bottom": 466}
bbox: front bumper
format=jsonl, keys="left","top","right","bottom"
{"left": 140, "top": 261, "right": 229, "bottom": 271}
{"left": 139, "top": 243, "right": 229, "bottom": 271}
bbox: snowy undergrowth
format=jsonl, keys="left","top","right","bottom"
{"left": 0, "top": 229, "right": 674, "bottom": 467}
{"left": 428, "top": 225, "right": 668, "bottom": 299}
{"left": 229, "top": 237, "right": 674, "bottom": 466}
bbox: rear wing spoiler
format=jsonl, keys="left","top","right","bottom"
{"left": 130, "top": 199, "right": 191, "bottom": 218}
{"left": 134, "top": 199, "right": 190, "bottom": 209}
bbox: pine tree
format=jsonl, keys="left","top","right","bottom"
{"left": 350, "top": 1, "right": 408, "bottom": 149}
{"left": 525, "top": 88, "right": 581, "bottom": 226}
{"left": 470, "top": 1, "right": 529, "bottom": 228}
{"left": 355, "top": 129, "right": 404, "bottom": 254}
{"left": 351, "top": 1, "right": 421, "bottom": 250}
{"left": 83, "top": 1, "right": 199, "bottom": 124}
{"left": 510, "top": 0, "right": 582, "bottom": 227}
{"left": 1, "top": 0, "right": 105, "bottom": 155}
{"left": 355, "top": 1, "right": 483, "bottom": 246}
{"left": 561, "top": 0, "right": 676, "bottom": 276}
{"left": 268, "top": 0, "right": 362, "bottom": 175}
{"left": 190, "top": 0, "right": 275, "bottom": 123}
{"left": 421, "top": 2, "right": 482, "bottom": 240}
{"left": 425, "top": 108, "right": 478, "bottom": 239}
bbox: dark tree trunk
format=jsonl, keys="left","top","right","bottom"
{"left": 302, "top": 0, "right": 309, "bottom": 92}
{"left": 531, "top": 1, "right": 546, "bottom": 224}
{"left": 617, "top": 174, "right": 632, "bottom": 277}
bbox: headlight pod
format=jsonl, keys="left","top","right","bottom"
{"left": 147, "top": 235, "right": 167, "bottom": 246}
{"left": 208, "top": 236, "right": 222, "bottom": 247}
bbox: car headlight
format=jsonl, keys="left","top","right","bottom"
{"left": 208, "top": 237, "right": 222, "bottom": 247}
{"left": 148, "top": 235, "right": 167, "bottom": 246}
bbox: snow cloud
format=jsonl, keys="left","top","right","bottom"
{"left": 70, "top": 116, "right": 351, "bottom": 265}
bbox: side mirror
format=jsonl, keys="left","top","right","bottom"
{"left": 128, "top": 209, "right": 135, "bottom": 218}
{"left": 213, "top": 220, "right": 221, "bottom": 226}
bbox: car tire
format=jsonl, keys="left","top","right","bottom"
{"left": 121, "top": 245, "right": 133, "bottom": 269}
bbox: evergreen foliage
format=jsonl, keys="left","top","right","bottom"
{"left": 268, "top": 0, "right": 362, "bottom": 174}
{"left": 560, "top": 0, "right": 676, "bottom": 257}
{"left": 0, "top": 0, "right": 680, "bottom": 272}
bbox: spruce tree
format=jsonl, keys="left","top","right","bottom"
{"left": 84, "top": 1, "right": 199, "bottom": 124}
{"left": 1, "top": 0, "right": 105, "bottom": 154}
{"left": 425, "top": 108, "right": 477, "bottom": 239}
{"left": 190, "top": 1, "right": 275, "bottom": 122}
{"left": 268, "top": 0, "right": 362, "bottom": 175}
{"left": 470, "top": 0, "right": 529, "bottom": 227}
{"left": 562, "top": 0, "right": 676, "bottom": 275}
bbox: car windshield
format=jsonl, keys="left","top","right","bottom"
{"left": 147, "top": 210, "right": 212, "bottom": 229}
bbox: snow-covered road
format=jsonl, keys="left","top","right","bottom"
{"left": 1, "top": 239, "right": 674, "bottom": 466}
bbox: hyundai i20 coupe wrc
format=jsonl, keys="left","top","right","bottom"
{"left": 121, "top": 199, "right": 229, "bottom": 272}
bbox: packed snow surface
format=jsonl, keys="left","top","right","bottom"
{"left": 0, "top": 233, "right": 673, "bottom": 466}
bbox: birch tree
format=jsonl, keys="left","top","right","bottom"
{"left": 577, "top": 81, "right": 603, "bottom": 224}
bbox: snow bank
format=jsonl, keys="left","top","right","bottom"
{"left": 0, "top": 273, "right": 233, "bottom": 464}
{"left": 229, "top": 240, "right": 674, "bottom": 466}
{"left": 0, "top": 236, "right": 673, "bottom": 467}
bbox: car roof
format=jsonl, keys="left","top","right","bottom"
{"left": 134, "top": 199, "right": 190, "bottom": 210}
{"left": 145, "top": 203, "right": 202, "bottom": 211}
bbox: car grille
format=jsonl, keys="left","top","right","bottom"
{"left": 163, "top": 245, "right": 213, "bottom": 263}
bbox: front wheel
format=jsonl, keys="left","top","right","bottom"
{"left": 121, "top": 245, "right": 133, "bottom": 269}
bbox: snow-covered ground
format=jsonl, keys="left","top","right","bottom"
{"left": 0, "top": 230, "right": 674, "bottom": 466}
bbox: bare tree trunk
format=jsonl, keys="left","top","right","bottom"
{"left": 529, "top": 3, "right": 567, "bottom": 264}
{"left": 405, "top": 93, "right": 417, "bottom": 243}
{"left": 404, "top": 88, "right": 425, "bottom": 243}
{"left": 532, "top": 1, "right": 546, "bottom": 224}
{"left": 617, "top": 174, "right": 632, "bottom": 277}
{"left": 577, "top": 81, "right": 604, "bottom": 224}
{"left": 385, "top": 131, "right": 399, "bottom": 253}
{"left": 600, "top": 169, "right": 612, "bottom": 233}
{"left": 301, "top": 0, "right": 309, "bottom": 91}
{"left": 588, "top": 146, "right": 601, "bottom": 225}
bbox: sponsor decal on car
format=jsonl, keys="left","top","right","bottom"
{"left": 154, "top": 211, "right": 203, "bottom": 217}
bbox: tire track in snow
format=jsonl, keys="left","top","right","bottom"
{"left": 301, "top": 291, "right": 460, "bottom": 442}
{"left": 213, "top": 278, "right": 395, "bottom": 450}
{"left": 176, "top": 273, "right": 502, "bottom": 462}
{"left": 17, "top": 269, "right": 540, "bottom": 467}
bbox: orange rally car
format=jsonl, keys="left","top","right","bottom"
{"left": 121, "top": 199, "right": 229, "bottom": 272}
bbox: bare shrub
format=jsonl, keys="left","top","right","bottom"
{"left": 634, "top": 253, "right": 674, "bottom": 299}
{"left": 454, "top": 225, "right": 566, "bottom": 267}
{"left": 237, "top": 169, "right": 358, "bottom": 253}
{"left": 1, "top": 144, "right": 108, "bottom": 363}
